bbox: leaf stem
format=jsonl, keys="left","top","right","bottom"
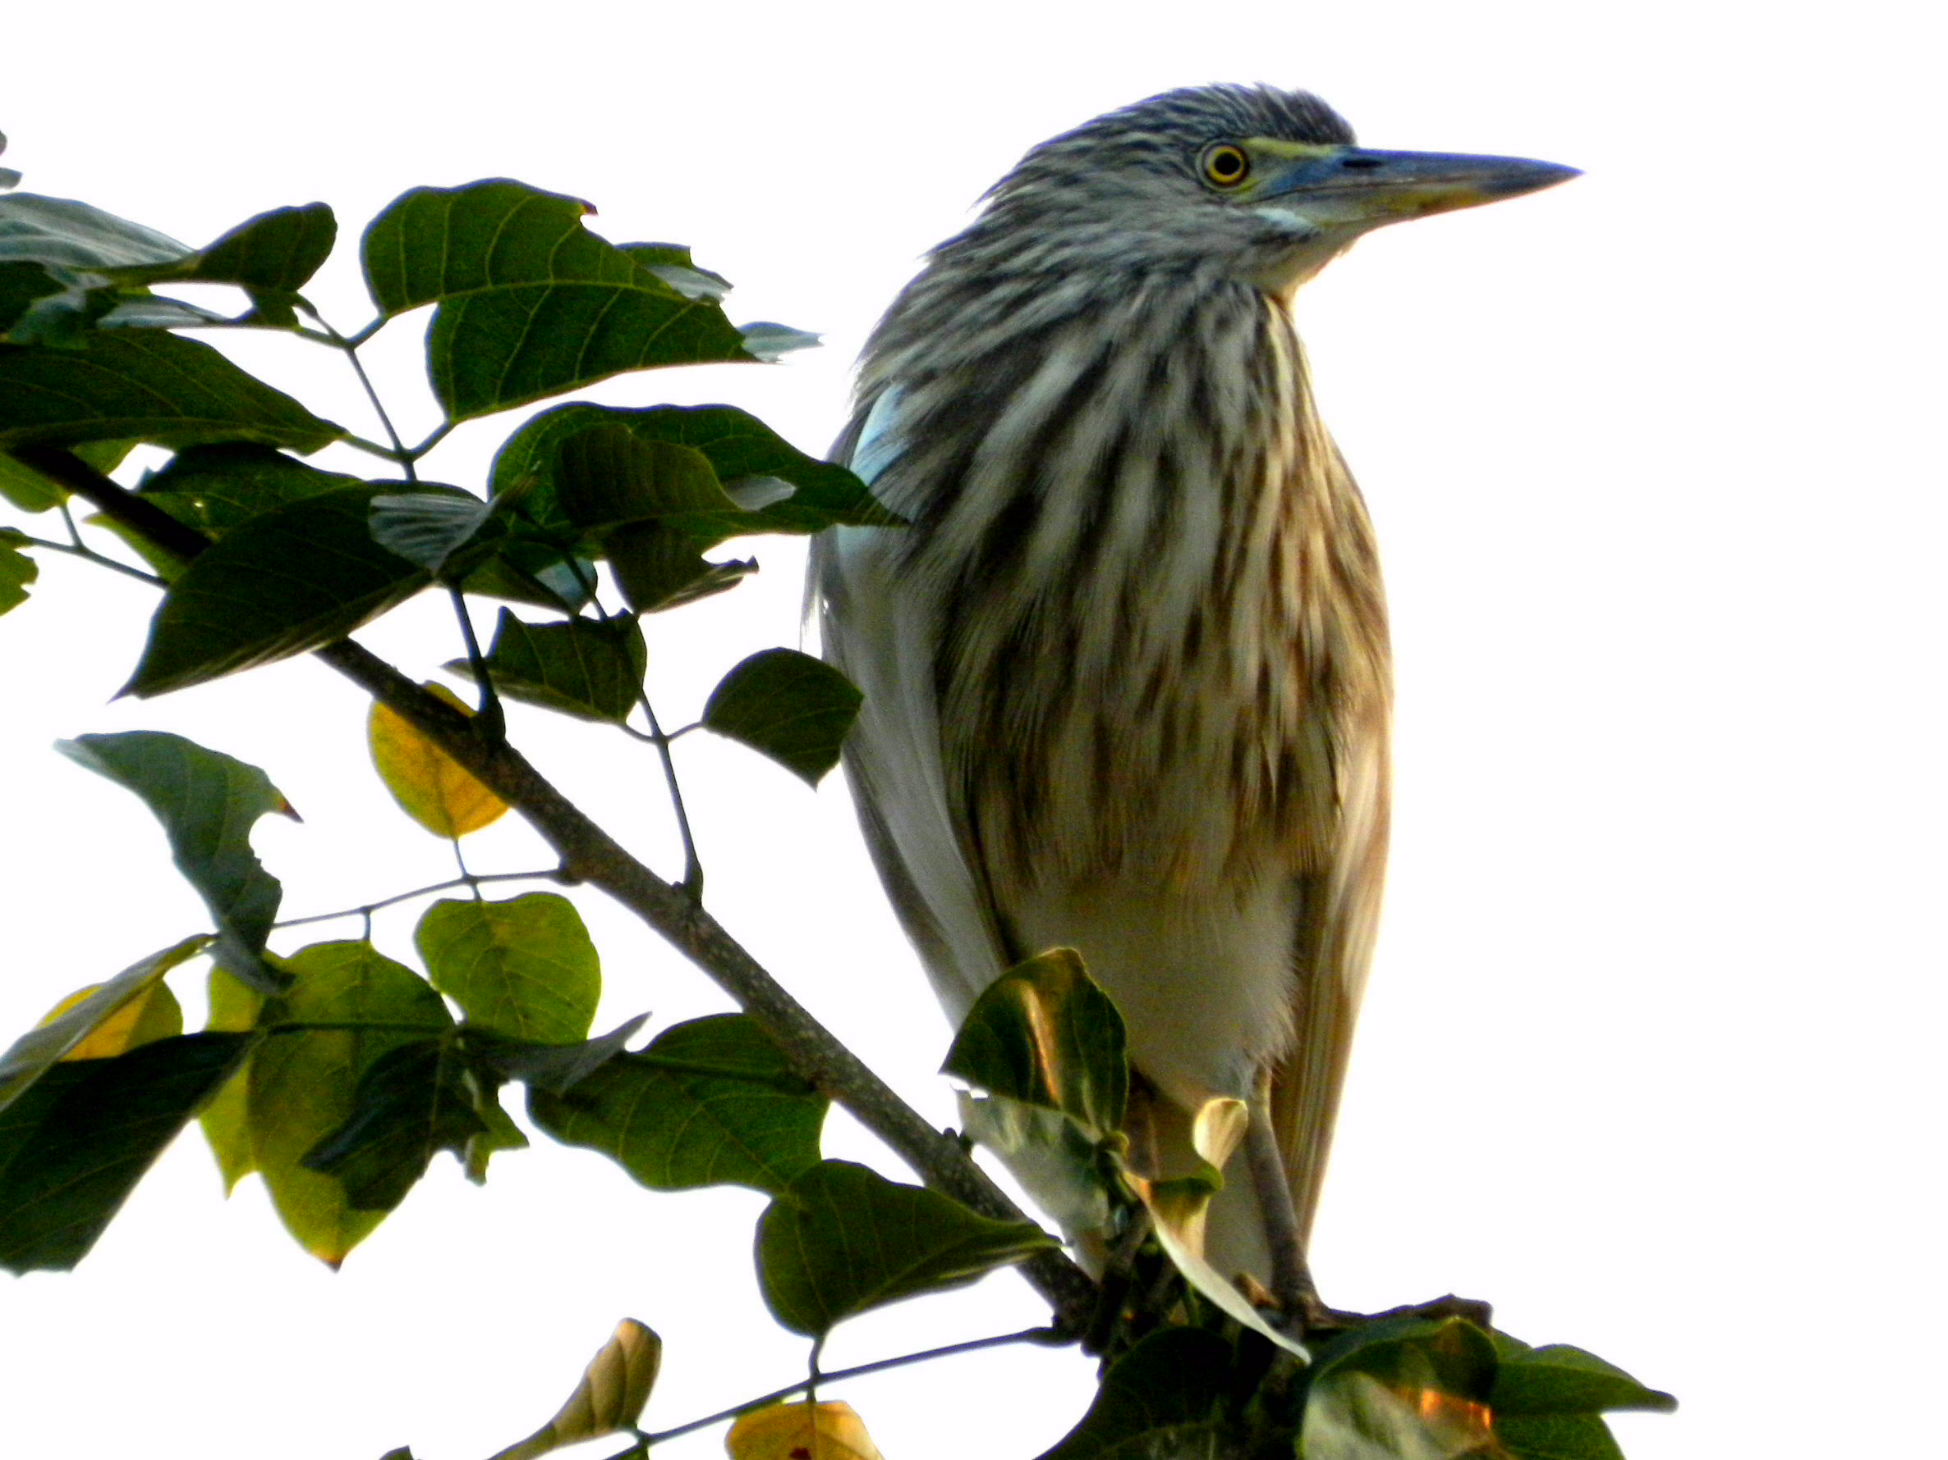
{"left": 639, "top": 689, "right": 703, "bottom": 902}
{"left": 273, "top": 868, "right": 561, "bottom": 930}
{"left": 13, "top": 533, "right": 164, "bottom": 586}
{"left": 407, "top": 422, "right": 454, "bottom": 460}
{"left": 637, "top": 1327, "right": 1068, "bottom": 1448}
{"left": 448, "top": 584, "right": 505, "bottom": 738}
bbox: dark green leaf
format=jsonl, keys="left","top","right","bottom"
{"left": 1492, "top": 1413, "right": 1627, "bottom": 1460}
{"left": 1489, "top": 1339, "right": 1675, "bottom": 1416}
{"left": 458, "top": 536, "right": 596, "bottom": 614}
{"left": 58, "top": 733, "right": 292, "bottom": 990}
{"left": 248, "top": 941, "right": 453, "bottom": 1264}
{"left": 490, "top": 402, "right": 898, "bottom": 541}
{"left": 415, "top": 893, "right": 600, "bottom": 1045}
{"left": 529, "top": 1013, "right": 824, "bottom": 1195}
{"left": 0, "top": 331, "right": 342, "bottom": 452}
{"left": 466, "top": 1014, "right": 648, "bottom": 1096}
{"left": 0, "top": 537, "right": 33, "bottom": 613}
{"left": 1, "top": 259, "right": 65, "bottom": 334}
{"left": 619, "top": 242, "right": 731, "bottom": 300}
{"left": 755, "top": 1159, "right": 1056, "bottom": 1336}
{"left": 607, "top": 525, "right": 754, "bottom": 615}
{"left": 448, "top": 608, "right": 646, "bottom": 722}
{"left": 302, "top": 1036, "right": 487, "bottom": 1210}
{"left": 464, "top": 1093, "right": 530, "bottom": 1183}
{"left": 1035, "top": 1327, "right": 1235, "bottom": 1460}
{"left": 126, "top": 484, "right": 435, "bottom": 696}
{"left": 137, "top": 442, "right": 362, "bottom": 536}
{"left": 702, "top": 647, "right": 861, "bottom": 786}
{"left": 944, "top": 947, "right": 1128, "bottom": 1137}
{"left": 360, "top": 180, "right": 752, "bottom": 421}
{"left": 104, "top": 204, "right": 335, "bottom": 325}
{"left": 0, "top": 936, "right": 211, "bottom": 1116}
{"left": 0, "top": 1033, "right": 250, "bottom": 1272}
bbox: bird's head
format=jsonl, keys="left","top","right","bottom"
{"left": 960, "top": 84, "right": 1578, "bottom": 297}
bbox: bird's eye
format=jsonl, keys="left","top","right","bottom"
{"left": 1202, "top": 144, "right": 1251, "bottom": 188}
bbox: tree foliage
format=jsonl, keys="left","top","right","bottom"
{"left": 0, "top": 151, "right": 1669, "bottom": 1459}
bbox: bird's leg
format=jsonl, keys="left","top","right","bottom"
{"left": 1246, "top": 1066, "right": 1323, "bottom": 1327}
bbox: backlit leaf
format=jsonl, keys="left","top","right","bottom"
{"left": 1, "top": 538, "right": 35, "bottom": 614}
{"left": 702, "top": 648, "right": 861, "bottom": 786}
{"left": 415, "top": 893, "right": 599, "bottom": 1045}
{"left": 486, "top": 1319, "right": 661, "bottom": 1460}
{"left": 197, "top": 964, "right": 263, "bottom": 1192}
{"left": 58, "top": 733, "right": 292, "bottom": 990}
{"left": 727, "top": 1401, "right": 883, "bottom": 1460}
{"left": 756, "top": 1159, "right": 1056, "bottom": 1336}
{"left": 247, "top": 941, "right": 452, "bottom": 1265}
{"left": 0, "top": 1033, "right": 250, "bottom": 1272}
{"left": 53, "top": 980, "right": 182, "bottom": 1060}
{"left": 0, "top": 936, "right": 210, "bottom": 1116}
{"left": 127, "top": 485, "right": 433, "bottom": 696}
{"left": 368, "top": 683, "right": 509, "bottom": 839}
{"left": 1488, "top": 1336, "right": 1676, "bottom": 1417}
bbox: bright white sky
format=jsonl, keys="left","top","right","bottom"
{"left": 2, "top": 3, "right": 1940, "bottom": 1458}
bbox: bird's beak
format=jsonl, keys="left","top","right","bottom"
{"left": 1253, "top": 144, "right": 1579, "bottom": 229}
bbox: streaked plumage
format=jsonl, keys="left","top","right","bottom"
{"left": 816, "top": 84, "right": 1574, "bottom": 1309}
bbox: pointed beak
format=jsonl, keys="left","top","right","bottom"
{"left": 1255, "top": 146, "right": 1580, "bottom": 228}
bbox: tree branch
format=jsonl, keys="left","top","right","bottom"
{"left": 17, "top": 444, "right": 1098, "bottom": 1331}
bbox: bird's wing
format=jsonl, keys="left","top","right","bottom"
{"left": 813, "top": 387, "right": 1011, "bottom": 1021}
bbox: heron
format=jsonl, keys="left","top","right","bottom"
{"left": 815, "top": 83, "right": 1575, "bottom": 1326}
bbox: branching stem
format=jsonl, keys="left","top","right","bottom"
{"left": 638, "top": 1326, "right": 1068, "bottom": 1447}
{"left": 273, "top": 868, "right": 561, "bottom": 930}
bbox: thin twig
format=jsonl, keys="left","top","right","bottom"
{"left": 639, "top": 1327, "right": 1068, "bottom": 1448}
{"left": 639, "top": 690, "right": 703, "bottom": 901}
{"left": 13, "top": 534, "right": 164, "bottom": 586}
{"left": 273, "top": 868, "right": 561, "bottom": 930}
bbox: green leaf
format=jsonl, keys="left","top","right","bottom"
{"left": 490, "top": 402, "right": 898, "bottom": 541}
{"left": 0, "top": 537, "right": 34, "bottom": 614}
{"left": 416, "top": 893, "right": 600, "bottom": 1045}
{"left": 137, "top": 441, "right": 362, "bottom": 535}
{"left": 448, "top": 608, "right": 646, "bottom": 723}
{"left": 0, "top": 330, "right": 343, "bottom": 452}
{"left": 0, "top": 437, "right": 130, "bottom": 513}
{"left": 529, "top": 1013, "right": 824, "bottom": 1195}
{"left": 1491, "top": 1414, "right": 1627, "bottom": 1460}
{"left": 1035, "top": 1327, "right": 1236, "bottom": 1460}
{"left": 943, "top": 947, "right": 1128, "bottom": 1137}
{"left": 367, "top": 487, "right": 498, "bottom": 576}
{"left": 247, "top": 941, "right": 453, "bottom": 1265}
{"left": 301, "top": 1036, "right": 487, "bottom": 1210}
{"left": 958, "top": 1094, "right": 1115, "bottom": 1239}
{"left": 485, "top": 1319, "right": 662, "bottom": 1460}
{"left": 198, "top": 964, "right": 264, "bottom": 1191}
{"left": 702, "top": 648, "right": 862, "bottom": 786}
{"left": 1303, "top": 1318, "right": 1499, "bottom": 1460}
{"left": 466, "top": 1015, "right": 648, "bottom": 1096}
{"left": 1488, "top": 1338, "right": 1676, "bottom": 1417}
{"left": 359, "top": 180, "right": 753, "bottom": 421}
{"left": 1, "top": 259, "right": 66, "bottom": 334}
{"left": 0, "top": 192, "right": 189, "bottom": 272}
{"left": 58, "top": 733, "right": 292, "bottom": 991}
{"left": 619, "top": 242, "right": 731, "bottom": 300}
{"left": 0, "top": 936, "right": 211, "bottom": 1116}
{"left": 737, "top": 321, "right": 821, "bottom": 362}
{"left": 103, "top": 203, "right": 335, "bottom": 326}
{"left": 126, "top": 484, "right": 434, "bottom": 697}
{"left": 755, "top": 1159, "right": 1056, "bottom": 1336}
{"left": 0, "top": 1033, "right": 251, "bottom": 1272}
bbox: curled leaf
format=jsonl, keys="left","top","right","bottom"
{"left": 368, "top": 684, "right": 509, "bottom": 838}
{"left": 487, "top": 1319, "right": 662, "bottom": 1460}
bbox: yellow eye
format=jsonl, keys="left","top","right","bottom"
{"left": 1202, "top": 144, "right": 1251, "bottom": 188}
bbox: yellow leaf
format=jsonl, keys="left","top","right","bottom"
{"left": 368, "top": 683, "right": 508, "bottom": 838}
{"left": 487, "top": 1319, "right": 662, "bottom": 1460}
{"left": 727, "top": 1401, "right": 885, "bottom": 1460}
{"left": 1127, "top": 1096, "right": 1307, "bottom": 1360}
{"left": 50, "top": 980, "right": 184, "bottom": 1059}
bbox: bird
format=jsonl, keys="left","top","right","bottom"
{"left": 814, "top": 83, "right": 1575, "bottom": 1324}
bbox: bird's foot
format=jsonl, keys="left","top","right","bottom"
{"left": 1288, "top": 1291, "right": 1494, "bottom": 1339}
